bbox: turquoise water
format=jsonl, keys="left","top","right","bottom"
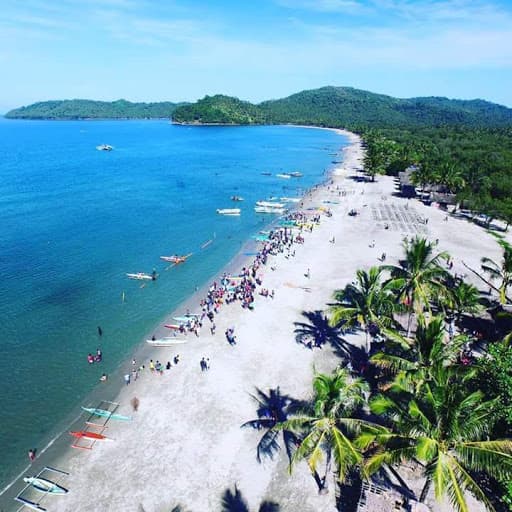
{"left": 0, "top": 119, "right": 346, "bottom": 488}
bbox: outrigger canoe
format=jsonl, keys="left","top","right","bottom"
{"left": 126, "top": 273, "right": 154, "bottom": 281}
{"left": 81, "top": 406, "right": 131, "bottom": 421}
{"left": 70, "top": 430, "right": 109, "bottom": 440}
{"left": 22, "top": 476, "right": 68, "bottom": 495}
{"left": 146, "top": 337, "right": 188, "bottom": 346}
{"left": 160, "top": 253, "right": 191, "bottom": 264}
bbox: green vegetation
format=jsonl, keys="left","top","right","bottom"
{"left": 5, "top": 99, "right": 181, "bottom": 119}
{"left": 172, "top": 86, "right": 512, "bottom": 128}
{"left": 172, "top": 95, "right": 265, "bottom": 125}
{"left": 244, "top": 237, "right": 512, "bottom": 511}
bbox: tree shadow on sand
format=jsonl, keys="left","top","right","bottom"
{"left": 221, "top": 485, "right": 280, "bottom": 512}
{"left": 241, "top": 387, "right": 304, "bottom": 463}
{"left": 294, "top": 310, "right": 351, "bottom": 353}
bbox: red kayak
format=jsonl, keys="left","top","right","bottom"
{"left": 164, "top": 324, "right": 180, "bottom": 330}
{"left": 70, "top": 430, "right": 107, "bottom": 440}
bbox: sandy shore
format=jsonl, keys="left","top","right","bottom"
{"left": 7, "top": 129, "right": 504, "bottom": 512}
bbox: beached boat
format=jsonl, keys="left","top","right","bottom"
{"left": 70, "top": 431, "right": 108, "bottom": 441}
{"left": 276, "top": 173, "right": 291, "bottom": 179}
{"left": 96, "top": 144, "right": 113, "bottom": 151}
{"left": 216, "top": 208, "right": 241, "bottom": 215}
{"left": 81, "top": 406, "right": 131, "bottom": 421}
{"left": 146, "top": 337, "right": 188, "bottom": 346}
{"left": 230, "top": 196, "right": 244, "bottom": 201}
{"left": 256, "top": 201, "right": 285, "bottom": 208}
{"left": 254, "top": 206, "right": 285, "bottom": 214}
{"left": 23, "top": 476, "right": 68, "bottom": 495}
{"left": 126, "top": 272, "right": 154, "bottom": 280}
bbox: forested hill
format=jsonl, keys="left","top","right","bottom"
{"left": 5, "top": 99, "right": 182, "bottom": 119}
{"left": 172, "top": 86, "right": 512, "bottom": 128}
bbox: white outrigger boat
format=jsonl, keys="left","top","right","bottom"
{"left": 216, "top": 208, "right": 241, "bottom": 215}
{"left": 126, "top": 272, "right": 155, "bottom": 281}
{"left": 146, "top": 337, "right": 189, "bottom": 347}
{"left": 16, "top": 466, "right": 70, "bottom": 512}
{"left": 276, "top": 173, "right": 291, "bottom": 179}
{"left": 254, "top": 206, "right": 285, "bottom": 214}
{"left": 280, "top": 197, "right": 301, "bottom": 203}
{"left": 23, "top": 476, "right": 68, "bottom": 495}
{"left": 256, "top": 201, "right": 285, "bottom": 209}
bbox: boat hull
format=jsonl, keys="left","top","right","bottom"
{"left": 23, "top": 477, "right": 68, "bottom": 495}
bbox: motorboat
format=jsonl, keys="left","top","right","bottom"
{"left": 256, "top": 201, "right": 285, "bottom": 208}
{"left": 231, "top": 196, "right": 244, "bottom": 201}
{"left": 96, "top": 144, "right": 113, "bottom": 151}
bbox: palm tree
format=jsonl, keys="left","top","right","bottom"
{"left": 440, "top": 280, "right": 483, "bottom": 322}
{"left": 437, "top": 161, "right": 466, "bottom": 194}
{"left": 384, "top": 237, "right": 450, "bottom": 336}
{"left": 330, "top": 267, "right": 397, "bottom": 352}
{"left": 274, "top": 369, "right": 380, "bottom": 494}
{"left": 370, "top": 315, "right": 467, "bottom": 393}
{"left": 241, "top": 387, "right": 300, "bottom": 463}
{"left": 365, "top": 367, "right": 512, "bottom": 512}
{"left": 481, "top": 238, "right": 512, "bottom": 304}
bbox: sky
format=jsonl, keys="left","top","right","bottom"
{"left": 1, "top": 0, "right": 511, "bottom": 112}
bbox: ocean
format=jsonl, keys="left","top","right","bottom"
{"left": 0, "top": 119, "right": 346, "bottom": 492}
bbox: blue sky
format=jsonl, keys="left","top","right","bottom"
{"left": 1, "top": 0, "right": 511, "bottom": 112}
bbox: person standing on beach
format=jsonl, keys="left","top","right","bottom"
{"left": 124, "top": 373, "right": 130, "bottom": 385}
{"left": 200, "top": 358, "right": 207, "bottom": 371}
{"left": 28, "top": 449, "right": 36, "bottom": 463}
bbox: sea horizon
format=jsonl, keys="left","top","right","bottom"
{"left": 0, "top": 118, "right": 347, "bottom": 496}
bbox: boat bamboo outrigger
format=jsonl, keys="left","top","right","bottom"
{"left": 160, "top": 253, "right": 192, "bottom": 264}
{"left": 126, "top": 270, "right": 157, "bottom": 281}
{"left": 15, "top": 466, "right": 69, "bottom": 512}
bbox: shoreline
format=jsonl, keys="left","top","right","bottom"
{"left": 0, "top": 127, "right": 353, "bottom": 509}
{"left": 4, "top": 124, "right": 502, "bottom": 511}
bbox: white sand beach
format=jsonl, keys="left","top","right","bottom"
{"left": 14, "top": 129, "right": 504, "bottom": 512}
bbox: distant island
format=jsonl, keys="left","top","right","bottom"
{"left": 6, "top": 87, "right": 512, "bottom": 129}
{"left": 172, "top": 86, "right": 512, "bottom": 129}
{"left": 5, "top": 99, "right": 183, "bottom": 120}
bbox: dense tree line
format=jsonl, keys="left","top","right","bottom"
{"left": 361, "top": 126, "right": 512, "bottom": 226}
{"left": 5, "top": 99, "right": 181, "bottom": 119}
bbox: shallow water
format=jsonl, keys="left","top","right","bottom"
{"left": 0, "top": 119, "right": 346, "bottom": 489}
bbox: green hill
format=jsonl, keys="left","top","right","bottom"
{"left": 172, "top": 94, "right": 266, "bottom": 125}
{"left": 5, "top": 99, "right": 181, "bottom": 120}
{"left": 173, "top": 86, "right": 512, "bottom": 128}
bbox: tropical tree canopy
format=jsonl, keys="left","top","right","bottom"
{"left": 366, "top": 367, "right": 512, "bottom": 512}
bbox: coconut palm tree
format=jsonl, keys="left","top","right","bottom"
{"left": 274, "top": 369, "right": 381, "bottom": 494}
{"left": 365, "top": 367, "right": 512, "bottom": 512}
{"left": 437, "top": 161, "right": 466, "bottom": 194}
{"left": 370, "top": 315, "right": 467, "bottom": 393}
{"left": 481, "top": 238, "right": 512, "bottom": 305}
{"left": 384, "top": 237, "right": 450, "bottom": 336}
{"left": 330, "top": 267, "right": 397, "bottom": 352}
{"left": 440, "top": 280, "right": 483, "bottom": 322}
